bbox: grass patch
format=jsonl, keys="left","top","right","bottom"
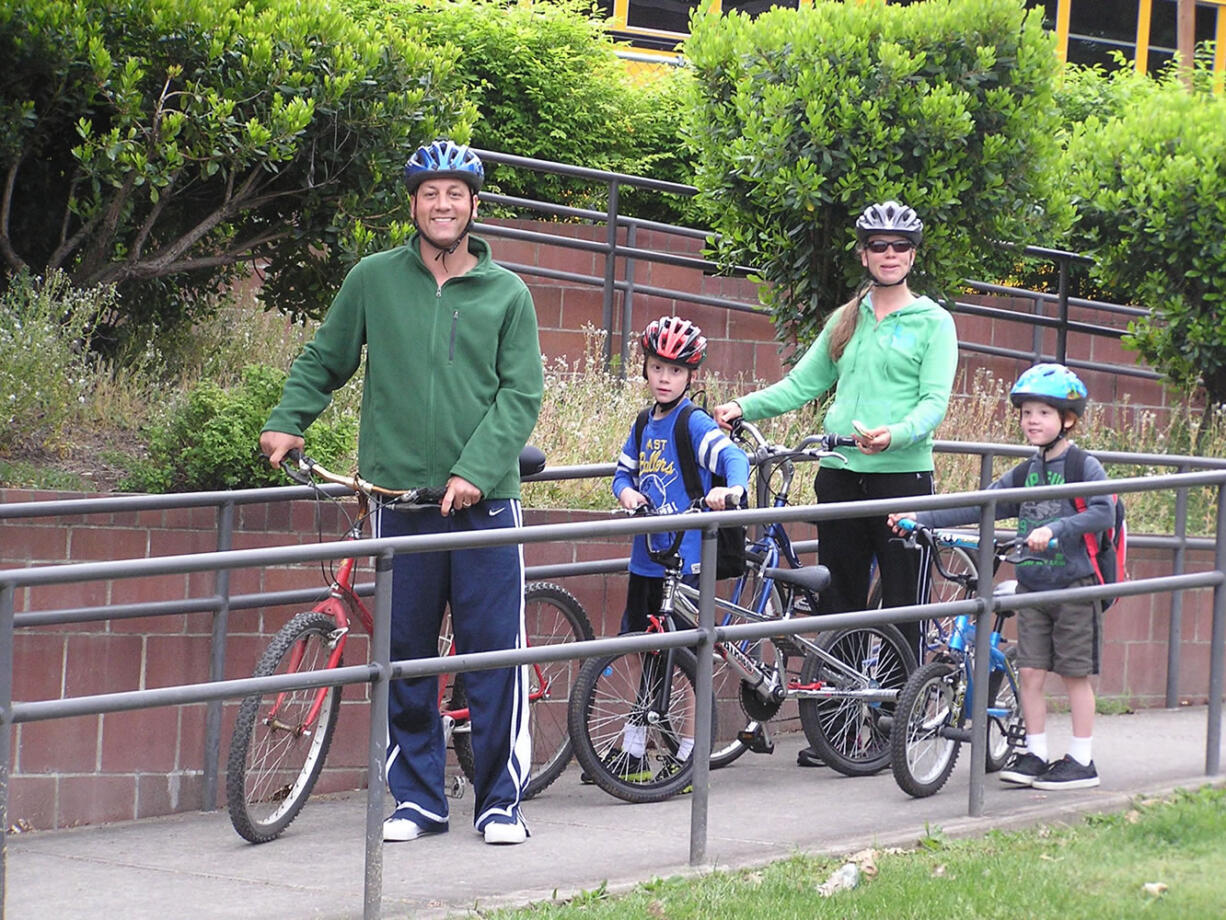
{"left": 488, "top": 786, "right": 1226, "bottom": 919}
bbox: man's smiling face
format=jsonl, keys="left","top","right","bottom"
{"left": 411, "top": 177, "right": 477, "bottom": 251}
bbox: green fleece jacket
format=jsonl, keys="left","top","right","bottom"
{"left": 264, "top": 234, "right": 543, "bottom": 498}
{"left": 736, "top": 293, "right": 957, "bottom": 473}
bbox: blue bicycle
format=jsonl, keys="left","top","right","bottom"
{"left": 887, "top": 519, "right": 1028, "bottom": 797}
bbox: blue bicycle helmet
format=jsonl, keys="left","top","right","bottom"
{"left": 855, "top": 200, "right": 923, "bottom": 245}
{"left": 1010, "top": 363, "right": 1088, "bottom": 417}
{"left": 403, "top": 140, "right": 484, "bottom": 194}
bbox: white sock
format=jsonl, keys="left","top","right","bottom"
{"left": 1025, "top": 732, "right": 1048, "bottom": 762}
{"left": 622, "top": 724, "right": 647, "bottom": 757}
{"left": 676, "top": 738, "right": 694, "bottom": 761}
{"left": 1067, "top": 736, "right": 1093, "bottom": 766}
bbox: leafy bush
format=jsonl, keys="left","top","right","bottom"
{"left": 119, "top": 364, "right": 358, "bottom": 493}
{"left": 683, "top": 0, "right": 1070, "bottom": 348}
{"left": 1061, "top": 60, "right": 1226, "bottom": 408}
{"left": 0, "top": 269, "right": 108, "bottom": 453}
{"left": 0, "top": 0, "right": 474, "bottom": 340}
{"left": 386, "top": 0, "right": 694, "bottom": 223}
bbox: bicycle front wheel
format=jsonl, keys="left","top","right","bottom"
{"left": 451, "top": 582, "right": 593, "bottom": 798}
{"left": 797, "top": 624, "right": 916, "bottom": 776}
{"left": 891, "top": 660, "right": 964, "bottom": 798}
{"left": 227, "top": 611, "right": 342, "bottom": 844}
{"left": 568, "top": 643, "right": 712, "bottom": 803}
{"left": 986, "top": 645, "right": 1022, "bottom": 773}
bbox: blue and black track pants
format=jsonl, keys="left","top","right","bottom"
{"left": 374, "top": 498, "right": 530, "bottom": 833}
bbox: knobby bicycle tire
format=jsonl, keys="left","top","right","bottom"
{"left": 568, "top": 643, "right": 712, "bottom": 803}
{"left": 451, "top": 582, "right": 593, "bottom": 798}
{"left": 227, "top": 611, "right": 342, "bottom": 844}
{"left": 891, "top": 660, "right": 964, "bottom": 798}
{"left": 797, "top": 623, "right": 917, "bottom": 776}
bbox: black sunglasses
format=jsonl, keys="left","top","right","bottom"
{"left": 865, "top": 239, "right": 915, "bottom": 254}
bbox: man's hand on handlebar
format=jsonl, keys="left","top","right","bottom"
{"left": 442, "top": 475, "right": 482, "bottom": 517}
{"left": 259, "top": 430, "right": 305, "bottom": 470}
{"left": 711, "top": 401, "right": 742, "bottom": 431}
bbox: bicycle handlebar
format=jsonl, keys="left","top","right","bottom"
{"left": 730, "top": 419, "right": 857, "bottom": 464}
{"left": 895, "top": 517, "right": 1058, "bottom": 576}
{"left": 281, "top": 450, "right": 448, "bottom": 506}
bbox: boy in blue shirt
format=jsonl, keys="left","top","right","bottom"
{"left": 588, "top": 315, "right": 750, "bottom": 786}
{"left": 889, "top": 364, "right": 1114, "bottom": 789}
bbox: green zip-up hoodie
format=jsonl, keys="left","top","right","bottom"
{"left": 264, "top": 234, "right": 543, "bottom": 498}
{"left": 736, "top": 293, "right": 957, "bottom": 473}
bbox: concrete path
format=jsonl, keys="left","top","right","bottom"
{"left": 5, "top": 706, "right": 1222, "bottom": 920}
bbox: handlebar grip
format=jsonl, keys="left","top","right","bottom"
{"left": 411, "top": 486, "right": 449, "bottom": 506}
{"left": 897, "top": 518, "right": 917, "bottom": 532}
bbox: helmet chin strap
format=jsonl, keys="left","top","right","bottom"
{"left": 416, "top": 219, "right": 474, "bottom": 261}
{"left": 868, "top": 266, "right": 910, "bottom": 288}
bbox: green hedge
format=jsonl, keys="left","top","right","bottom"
{"left": 684, "top": 0, "right": 1068, "bottom": 348}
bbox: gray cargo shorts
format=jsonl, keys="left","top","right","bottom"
{"left": 1015, "top": 575, "right": 1102, "bottom": 677}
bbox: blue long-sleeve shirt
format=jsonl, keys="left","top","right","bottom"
{"left": 613, "top": 399, "right": 751, "bottom": 577}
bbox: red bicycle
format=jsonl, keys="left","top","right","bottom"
{"left": 226, "top": 449, "right": 592, "bottom": 844}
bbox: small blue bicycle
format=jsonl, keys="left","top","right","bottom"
{"left": 887, "top": 519, "right": 1031, "bottom": 798}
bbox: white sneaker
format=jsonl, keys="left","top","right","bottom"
{"left": 383, "top": 816, "right": 444, "bottom": 843}
{"left": 482, "top": 819, "right": 528, "bottom": 845}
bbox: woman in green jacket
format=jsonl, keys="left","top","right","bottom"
{"left": 714, "top": 202, "right": 958, "bottom": 761}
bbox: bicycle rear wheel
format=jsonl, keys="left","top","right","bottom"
{"left": 797, "top": 623, "right": 916, "bottom": 776}
{"left": 568, "top": 643, "right": 712, "bottom": 803}
{"left": 227, "top": 611, "right": 342, "bottom": 843}
{"left": 891, "top": 660, "right": 964, "bottom": 798}
{"left": 451, "top": 582, "right": 593, "bottom": 798}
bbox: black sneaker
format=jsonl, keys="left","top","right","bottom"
{"left": 999, "top": 751, "right": 1049, "bottom": 786}
{"left": 796, "top": 747, "right": 825, "bottom": 768}
{"left": 580, "top": 748, "right": 651, "bottom": 785}
{"left": 1032, "top": 754, "right": 1100, "bottom": 790}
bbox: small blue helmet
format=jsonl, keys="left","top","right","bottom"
{"left": 1010, "top": 363, "right": 1088, "bottom": 417}
{"left": 403, "top": 140, "right": 484, "bottom": 194}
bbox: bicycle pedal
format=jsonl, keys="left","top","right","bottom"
{"left": 447, "top": 775, "right": 467, "bottom": 800}
{"left": 737, "top": 727, "right": 774, "bottom": 754}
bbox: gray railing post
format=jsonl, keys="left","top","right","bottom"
{"left": 1166, "top": 468, "right": 1190, "bottom": 707}
{"left": 1206, "top": 486, "right": 1225, "bottom": 776}
{"left": 1056, "top": 253, "right": 1070, "bottom": 363}
{"left": 364, "top": 550, "right": 394, "bottom": 920}
{"left": 1, "top": 581, "right": 14, "bottom": 918}
{"left": 689, "top": 527, "right": 717, "bottom": 866}
{"left": 620, "top": 223, "right": 638, "bottom": 377}
{"left": 967, "top": 499, "right": 998, "bottom": 818}
{"left": 601, "top": 179, "right": 621, "bottom": 368}
{"left": 202, "top": 499, "right": 235, "bottom": 811}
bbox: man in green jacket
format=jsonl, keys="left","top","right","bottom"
{"left": 261, "top": 140, "right": 543, "bottom": 846}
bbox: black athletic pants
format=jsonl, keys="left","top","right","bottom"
{"left": 813, "top": 466, "right": 934, "bottom": 655}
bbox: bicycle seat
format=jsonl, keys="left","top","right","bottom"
{"left": 762, "top": 564, "right": 831, "bottom": 595}
{"left": 519, "top": 445, "right": 546, "bottom": 479}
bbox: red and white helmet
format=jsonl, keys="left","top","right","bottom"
{"left": 641, "top": 315, "right": 707, "bottom": 369}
